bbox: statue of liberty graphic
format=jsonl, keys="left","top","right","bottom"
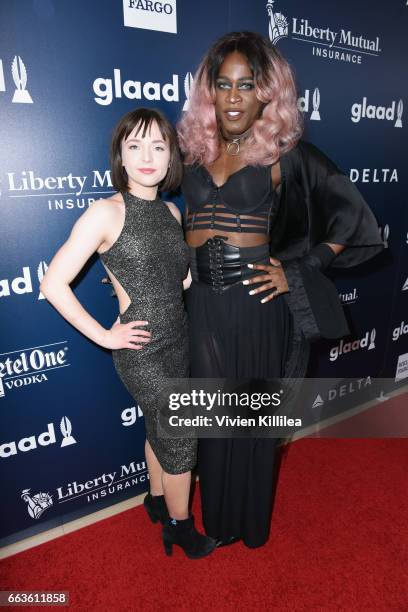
{"left": 266, "top": 1, "right": 289, "bottom": 45}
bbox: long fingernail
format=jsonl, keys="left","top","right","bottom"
{"left": 249, "top": 290, "right": 255, "bottom": 295}
{"left": 261, "top": 298, "right": 267, "bottom": 304}
{"left": 247, "top": 264, "right": 253, "bottom": 268}
{"left": 242, "top": 280, "right": 249, "bottom": 285}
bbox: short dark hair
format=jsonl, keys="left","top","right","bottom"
{"left": 110, "top": 107, "right": 182, "bottom": 193}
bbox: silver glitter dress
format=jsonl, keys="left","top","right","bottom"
{"left": 99, "top": 191, "right": 196, "bottom": 474}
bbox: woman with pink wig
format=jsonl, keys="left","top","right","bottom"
{"left": 177, "top": 31, "right": 384, "bottom": 548}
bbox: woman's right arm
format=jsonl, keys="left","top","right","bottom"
{"left": 40, "top": 200, "right": 150, "bottom": 350}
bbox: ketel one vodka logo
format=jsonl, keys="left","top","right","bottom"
{"left": 0, "top": 342, "right": 69, "bottom": 398}
{"left": 297, "top": 87, "right": 321, "bottom": 120}
{"left": 0, "top": 417, "right": 76, "bottom": 459}
{"left": 0, "top": 56, "right": 33, "bottom": 103}
{"left": 21, "top": 489, "right": 53, "bottom": 520}
{"left": 329, "top": 329, "right": 376, "bottom": 362}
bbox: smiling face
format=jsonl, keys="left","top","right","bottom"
{"left": 214, "top": 51, "right": 264, "bottom": 139}
{"left": 121, "top": 120, "right": 171, "bottom": 193}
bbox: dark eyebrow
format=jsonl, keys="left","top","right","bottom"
{"left": 216, "top": 75, "right": 254, "bottom": 81}
{"left": 126, "top": 138, "right": 166, "bottom": 143}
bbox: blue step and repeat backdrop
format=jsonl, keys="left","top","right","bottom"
{"left": 1, "top": 0, "right": 407, "bottom": 547}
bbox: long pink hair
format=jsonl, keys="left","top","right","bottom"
{"left": 177, "top": 31, "right": 303, "bottom": 166}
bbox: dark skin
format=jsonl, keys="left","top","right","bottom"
{"left": 186, "top": 51, "right": 345, "bottom": 302}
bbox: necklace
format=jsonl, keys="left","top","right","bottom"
{"left": 224, "top": 127, "right": 252, "bottom": 156}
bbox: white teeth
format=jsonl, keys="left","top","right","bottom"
{"left": 227, "top": 111, "right": 241, "bottom": 116}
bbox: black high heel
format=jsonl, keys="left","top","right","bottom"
{"left": 162, "top": 514, "right": 216, "bottom": 559}
{"left": 143, "top": 493, "right": 169, "bottom": 525}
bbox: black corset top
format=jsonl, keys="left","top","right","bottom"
{"left": 182, "top": 163, "right": 279, "bottom": 235}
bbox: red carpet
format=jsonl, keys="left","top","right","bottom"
{"left": 2, "top": 438, "right": 408, "bottom": 611}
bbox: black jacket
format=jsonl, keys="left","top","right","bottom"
{"left": 271, "top": 139, "right": 384, "bottom": 351}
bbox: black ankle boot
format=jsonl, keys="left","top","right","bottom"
{"left": 143, "top": 493, "right": 169, "bottom": 525}
{"left": 162, "top": 515, "right": 216, "bottom": 559}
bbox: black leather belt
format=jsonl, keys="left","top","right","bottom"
{"left": 191, "top": 236, "right": 270, "bottom": 294}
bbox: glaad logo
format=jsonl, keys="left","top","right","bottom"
{"left": 38, "top": 262, "right": 48, "bottom": 298}
{"left": 329, "top": 329, "right": 376, "bottom": 362}
{"left": 0, "top": 263, "right": 49, "bottom": 300}
{"left": 183, "top": 72, "right": 193, "bottom": 111}
{"left": 379, "top": 224, "right": 390, "bottom": 248}
{"left": 0, "top": 417, "right": 76, "bottom": 459}
{"left": 12, "top": 56, "right": 33, "bottom": 103}
{"left": 297, "top": 88, "right": 321, "bottom": 120}
{"left": 0, "top": 56, "right": 33, "bottom": 103}
{"left": 123, "top": 0, "right": 177, "bottom": 34}
{"left": 0, "top": 342, "right": 70, "bottom": 398}
{"left": 121, "top": 405, "right": 144, "bottom": 426}
{"left": 392, "top": 321, "right": 408, "bottom": 341}
{"left": 21, "top": 489, "right": 53, "bottom": 519}
{"left": 266, "top": 0, "right": 381, "bottom": 64}
{"left": 395, "top": 353, "right": 408, "bottom": 382}
{"left": 351, "top": 98, "right": 403, "bottom": 127}
{"left": 93, "top": 69, "right": 179, "bottom": 106}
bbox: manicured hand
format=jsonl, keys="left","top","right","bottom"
{"left": 243, "top": 257, "right": 289, "bottom": 304}
{"left": 103, "top": 318, "right": 151, "bottom": 350}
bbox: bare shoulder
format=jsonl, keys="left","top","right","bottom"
{"left": 165, "top": 201, "right": 182, "bottom": 225}
{"left": 93, "top": 192, "right": 124, "bottom": 216}
{"left": 72, "top": 193, "right": 124, "bottom": 243}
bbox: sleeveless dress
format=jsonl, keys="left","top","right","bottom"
{"left": 99, "top": 191, "right": 197, "bottom": 475}
{"left": 182, "top": 164, "right": 294, "bottom": 547}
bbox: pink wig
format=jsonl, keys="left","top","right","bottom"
{"left": 177, "top": 31, "right": 303, "bottom": 166}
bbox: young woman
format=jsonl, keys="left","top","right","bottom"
{"left": 177, "top": 31, "right": 384, "bottom": 548}
{"left": 40, "top": 108, "right": 215, "bottom": 559}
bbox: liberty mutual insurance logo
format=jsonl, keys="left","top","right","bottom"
{"left": 21, "top": 489, "right": 53, "bottom": 520}
{"left": 266, "top": 1, "right": 289, "bottom": 44}
{"left": 266, "top": 1, "right": 382, "bottom": 65}
{"left": 0, "top": 55, "right": 33, "bottom": 103}
{"left": 21, "top": 460, "right": 149, "bottom": 520}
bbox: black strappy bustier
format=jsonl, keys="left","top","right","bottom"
{"left": 182, "top": 163, "right": 279, "bottom": 235}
